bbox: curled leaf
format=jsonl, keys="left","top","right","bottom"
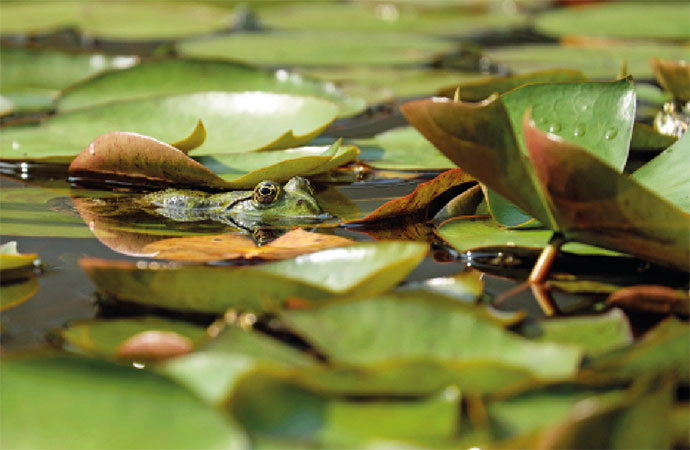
{"left": 116, "top": 331, "right": 195, "bottom": 360}
{"left": 607, "top": 285, "right": 689, "bottom": 316}
{"left": 169, "top": 120, "right": 206, "bottom": 153}
{"left": 650, "top": 57, "right": 690, "bottom": 102}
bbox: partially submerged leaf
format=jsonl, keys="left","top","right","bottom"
{"left": 281, "top": 292, "right": 582, "bottom": 379}
{"left": 650, "top": 57, "right": 690, "bottom": 102}
{"left": 0, "top": 241, "right": 39, "bottom": 272}
{"left": 59, "top": 317, "right": 207, "bottom": 360}
{"left": 80, "top": 241, "right": 428, "bottom": 313}
{"left": 143, "top": 229, "right": 354, "bottom": 262}
{"left": 347, "top": 169, "right": 475, "bottom": 225}
{"left": 169, "top": 120, "right": 206, "bottom": 153}
{"left": 0, "top": 278, "right": 39, "bottom": 311}
{"left": 1, "top": 92, "right": 339, "bottom": 160}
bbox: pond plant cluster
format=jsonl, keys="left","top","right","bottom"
{"left": 0, "top": 0, "right": 689, "bottom": 449}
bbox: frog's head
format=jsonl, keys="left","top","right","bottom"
{"left": 230, "top": 176, "right": 324, "bottom": 222}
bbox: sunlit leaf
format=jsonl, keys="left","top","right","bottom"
{"left": 80, "top": 241, "right": 428, "bottom": 313}
{"left": 281, "top": 291, "right": 582, "bottom": 379}
{"left": 59, "top": 317, "right": 208, "bottom": 360}
{"left": 523, "top": 113, "right": 690, "bottom": 271}
{"left": 143, "top": 228, "right": 354, "bottom": 262}
{"left": 0, "top": 92, "right": 339, "bottom": 161}
{"left": 0, "top": 1, "right": 236, "bottom": 39}
{"left": 169, "top": 120, "right": 206, "bottom": 153}
{"left": 57, "top": 58, "right": 365, "bottom": 117}
{"left": 0, "top": 356, "right": 248, "bottom": 449}
{"left": 0, "top": 241, "right": 39, "bottom": 272}
{"left": 519, "top": 308, "right": 632, "bottom": 357}
{"left": 534, "top": 2, "right": 689, "bottom": 39}
{"left": 178, "top": 31, "right": 458, "bottom": 67}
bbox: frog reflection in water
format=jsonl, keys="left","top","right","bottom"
{"left": 141, "top": 176, "right": 328, "bottom": 230}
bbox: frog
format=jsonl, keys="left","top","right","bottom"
{"left": 140, "top": 176, "right": 328, "bottom": 230}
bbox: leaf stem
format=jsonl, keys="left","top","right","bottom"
{"left": 528, "top": 233, "right": 565, "bottom": 284}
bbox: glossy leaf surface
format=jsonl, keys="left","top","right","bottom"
{"left": 1, "top": 92, "right": 339, "bottom": 160}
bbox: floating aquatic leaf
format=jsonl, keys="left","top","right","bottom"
{"left": 650, "top": 57, "right": 690, "bottom": 102}
{"left": 0, "top": 1, "right": 236, "bottom": 39}
{"left": 80, "top": 241, "right": 428, "bottom": 313}
{"left": 177, "top": 31, "right": 458, "bottom": 67}
{"left": 281, "top": 291, "right": 582, "bottom": 379}
{"left": 143, "top": 228, "right": 354, "bottom": 262}
{"left": 631, "top": 121, "right": 677, "bottom": 152}
{"left": 354, "top": 126, "right": 456, "bottom": 170}
{"left": 1, "top": 92, "right": 339, "bottom": 160}
{"left": 606, "top": 285, "right": 689, "bottom": 316}
{"left": 518, "top": 308, "right": 632, "bottom": 357}
{"left": 347, "top": 169, "right": 475, "bottom": 225}
{"left": 0, "top": 356, "right": 248, "bottom": 449}
{"left": 0, "top": 241, "right": 39, "bottom": 272}
{"left": 437, "top": 69, "right": 588, "bottom": 102}
{"left": 534, "top": 2, "right": 689, "bottom": 39}
{"left": 169, "top": 120, "right": 206, "bottom": 153}
{"left": 57, "top": 57, "right": 364, "bottom": 117}
{"left": 59, "top": 317, "right": 208, "bottom": 360}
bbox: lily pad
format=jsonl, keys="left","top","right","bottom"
{"left": 534, "top": 2, "right": 690, "bottom": 39}
{"left": 80, "top": 241, "right": 428, "bottom": 313}
{"left": 57, "top": 58, "right": 365, "bottom": 117}
{"left": 59, "top": 317, "right": 208, "bottom": 360}
{"left": 485, "top": 44, "right": 690, "bottom": 80}
{"left": 177, "top": 31, "right": 457, "bottom": 67}
{"left": 0, "top": 1, "right": 235, "bottom": 39}
{"left": 518, "top": 308, "right": 632, "bottom": 357}
{"left": 0, "top": 48, "right": 137, "bottom": 114}
{"left": 281, "top": 291, "right": 583, "bottom": 379}
{"left": 142, "top": 228, "right": 354, "bottom": 263}
{"left": 354, "top": 126, "right": 456, "bottom": 170}
{"left": 0, "top": 356, "right": 248, "bottom": 449}
{"left": 0, "top": 241, "right": 39, "bottom": 272}
{"left": 0, "top": 92, "right": 339, "bottom": 161}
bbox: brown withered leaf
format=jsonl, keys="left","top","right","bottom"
{"left": 650, "top": 57, "right": 690, "bottom": 102}
{"left": 116, "top": 330, "right": 195, "bottom": 360}
{"left": 142, "top": 228, "right": 354, "bottom": 262}
{"left": 607, "top": 285, "right": 689, "bottom": 316}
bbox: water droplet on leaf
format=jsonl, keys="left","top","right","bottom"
{"left": 548, "top": 123, "right": 561, "bottom": 133}
{"left": 573, "top": 125, "right": 586, "bottom": 137}
{"left": 605, "top": 128, "right": 618, "bottom": 140}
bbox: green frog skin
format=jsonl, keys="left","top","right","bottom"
{"left": 141, "top": 176, "right": 327, "bottom": 228}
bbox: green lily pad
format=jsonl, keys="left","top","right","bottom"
{"left": 437, "top": 217, "right": 618, "bottom": 257}
{"left": 1, "top": 91, "right": 339, "bottom": 161}
{"left": 80, "top": 241, "right": 428, "bottom": 313}
{"left": 485, "top": 44, "right": 690, "bottom": 80}
{"left": 228, "top": 370, "right": 461, "bottom": 448}
{"left": 0, "top": 187, "right": 92, "bottom": 238}
{"left": 355, "top": 126, "right": 456, "bottom": 170}
{"left": 0, "top": 356, "right": 248, "bottom": 449}
{"left": 258, "top": 2, "right": 526, "bottom": 35}
{"left": 519, "top": 308, "right": 632, "bottom": 357}
{"left": 57, "top": 58, "right": 365, "bottom": 117}
{"left": 584, "top": 318, "right": 690, "bottom": 381}
{"left": 281, "top": 291, "right": 583, "bottom": 379}
{"left": 0, "top": 278, "right": 38, "bottom": 311}
{"left": 59, "top": 317, "right": 208, "bottom": 360}
{"left": 159, "top": 325, "right": 318, "bottom": 406}
{"left": 0, "top": 48, "right": 137, "bottom": 114}
{"left": 632, "top": 130, "right": 690, "bottom": 213}
{"left": 0, "top": 1, "right": 235, "bottom": 39}
{"left": 177, "top": 31, "right": 457, "bottom": 67}
{"left": 534, "top": 2, "right": 690, "bottom": 39}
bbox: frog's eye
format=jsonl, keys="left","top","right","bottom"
{"left": 253, "top": 181, "right": 280, "bottom": 205}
